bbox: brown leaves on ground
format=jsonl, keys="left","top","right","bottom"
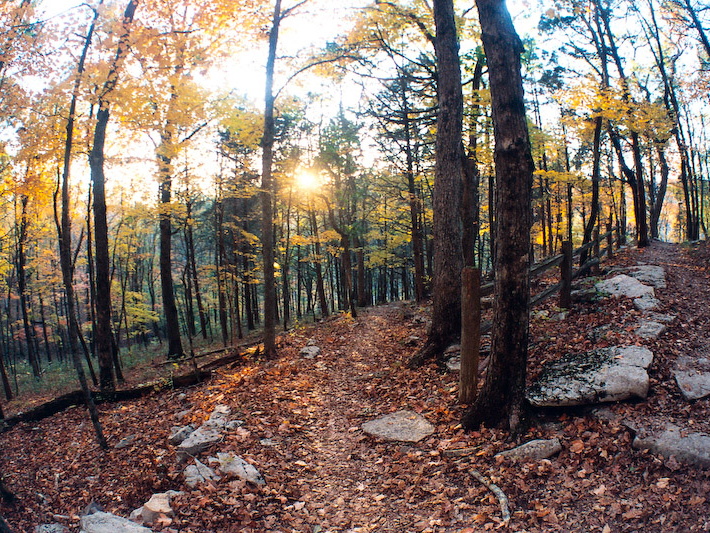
{"left": 1, "top": 240, "right": 710, "bottom": 532}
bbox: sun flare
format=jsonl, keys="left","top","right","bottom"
{"left": 294, "top": 170, "right": 319, "bottom": 191}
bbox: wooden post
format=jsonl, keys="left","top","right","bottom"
{"left": 559, "top": 240, "right": 572, "bottom": 309}
{"left": 592, "top": 227, "right": 600, "bottom": 275}
{"left": 459, "top": 267, "right": 481, "bottom": 404}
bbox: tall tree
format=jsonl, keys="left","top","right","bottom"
{"left": 89, "top": 0, "right": 138, "bottom": 390}
{"left": 463, "top": 0, "right": 534, "bottom": 432}
{"left": 409, "top": 0, "right": 464, "bottom": 367}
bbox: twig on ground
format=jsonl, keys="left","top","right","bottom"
{"left": 471, "top": 468, "right": 511, "bottom": 525}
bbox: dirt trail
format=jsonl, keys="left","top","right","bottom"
{"left": 1, "top": 241, "right": 710, "bottom": 532}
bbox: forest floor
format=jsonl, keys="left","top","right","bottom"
{"left": 1, "top": 240, "right": 710, "bottom": 532}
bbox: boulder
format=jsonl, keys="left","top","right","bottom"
{"left": 184, "top": 458, "right": 220, "bottom": 488}
{"left": 527, "top": 346, "right": 654, "bottom": 407}
{"left": 646, "top": 312, "right": 676, "bottom": 324}
{"left": 595, "top": 275, "right": 654, "bottom": 299}
{"left": 362, "top": 410, "right": 434, "bottom": 443}
{"left": 633, "top": 425, "right": 710, "bottom": 468}
{"left": 495, "top": 438, "right": 562, "bottom": 461}
{"left": 626, "top": 265, "right": 666, "bottom": 288}
{"left": 211, "top": 452, "right": 265, "bottom": 485}
{"left": 635, "top": 321, "right": 666, "bottom": 340}
{"left": 80, "top": 512, "right": 151, "bottom": 533}
{"left": 673, "top": 357, "right": 710, "bottom": 401}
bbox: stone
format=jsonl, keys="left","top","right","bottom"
{"left": 300, "top": 346, "right": 321, "bottom": 359}
{"left": 176, "top": 426, "right": 221, "bottom": 458}
{"left": 634, "top": 294, "right": 661, "bottom": 311}
{"left": 626, "top": 265, "right": 666, "bottom": 288}
{"left": 35, "top": 525, "right": 69, "bottom": 533}
{"left": 212, "top": 452, "right": 266, "bottom": 485}
{"left": 495, "top": 438, "right": 562, "bottom": 461}
{"left": 635, "top": 321, "right": 666, "bottom": 340}
{"left": 135, "top": 491, "right": 181, "bottom": 526}
{"left": 80, "top": 512, "right": 152, "bottom": 533}
{"left": 184, "top": 458, "right": 220, "bottom": 488}
{"left": 446, "top": 356, "right": 461, "bottom": 372}
{"left": 571, "top": 287, "right": 600, "bottom": 303}
{"left": 527, "top": 346, "right": 654, "bottom": 407}
{"left": 362, "top": 410, "right": 435, "bottom": 443}
{"left": 595, "top": 274, "right": 654, "bottom": 299}
{"left": 633, "top": 425, "right": 710, "bottom": 468}
{"left": 646, "top": 312, "right": 676, "bottom": 324}
{"left": 169, "top": 425, "right": 195, "bottom": 446}
{"left": 673, "top": 357, "right": 710, "bottom": 401}
{"left": 204, "top": 405, "right": 231, "bottom": 429}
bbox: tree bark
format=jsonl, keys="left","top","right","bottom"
{"left": 260, "top": 0, "right": 282, "bottom": 359}
{"left": 409, "top": 0, "right": 464, "bottom": 367}
{"left": 463, "top": 0, "right": 534, "bottom": 432}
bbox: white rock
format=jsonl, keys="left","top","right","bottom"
{"left": 80, "top": 512, "right": 152, "bottom": 533}
{"left": 635, "top": 321, "right": 666, "bottom": 340}
{"left": 674, "top": 370, "right": 710, "bottom": 401}
{"left": 527, "top": 346, "right": 654, "bottom": 407}
{"left": 169, "top": 425, "right": 195, "bottom": 445}
{"left": 184, "top": 458, "right": 220, "bottom": 488}
{"left": 176, "top": 426, "right": 221, "bottom": 458}
{"left": 140, "top": 491, "right": 180, "bottom": 526}
{"left": 634, "top": 294, "right": 661, "bottom": 311}
{"left": 626, "top": 265, "right": 666, "bottom": 288}
{"left": 362, "top": 410, "right": 435, "bottom": 443}
{"left": 633, "top": 425, "right": 710, "bottom": 468}
{"left": 204, "top": 405, "right": 232, "bottom": 429}
{"left": 212, "top": 452, "right": 266, "bottom": 485}
{"left": 596, "top": 274, "right": 654, "bottom": 299}
{"left": 300, "top": 346, "right": 321, "bottom": 359}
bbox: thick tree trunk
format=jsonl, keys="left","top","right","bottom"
{"left": 259, "top": 0, "right": 283, "bottom": 359}
{"left": 409, "top": 0, "right": 464, "bottom": 367}
{"left": 463, "top": 0, "right": 534, "bottom": 433}
{"left": 16, "top": 195, "right": 39, "bottom": 378}
{"left": 158, "top": 130, "right": 184, "bottom": 359}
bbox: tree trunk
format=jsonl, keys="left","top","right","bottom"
{"left": 16, "top": 195, "right": 40, "bottom": 378}
{"left": 158, "top": 127, "right": 184, "bottom": 359}
{"left": 409, "top": 0, "right": 464, "bottom": 367}
{"left": 463, "top": 0, "right": 534, "bottom": 432}
{"left": 259, "top": 0, "right": 283, "bottom": 359}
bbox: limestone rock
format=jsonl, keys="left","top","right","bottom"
{"left": 626, "top": 265, "right": 666, "bottom": 288}
{"left": 496, "top": 438, "right": 562, "bottom": 461}
{"left": 635, "top": 321, "right": 666, "bottom": 340}
{"left": 176, "top": 426, "right": 221, "bottom": 458}
{"left": 362, "top": 410, "right": 434, "bottom": 443}
{"left": 134, "top": 491, "right": 181, "bottom": 526}
{"left": 527, "top": 346, "right": 654, "bottom": 407}
{"left": 646, "top": 312, "right": 676, "bottom": 324}
{"left": 634, "top": 294, "right": 661, "bottom": 312}
{"left": 673, "top": 357, "right": 710, "bottom": 401}
{"left": 114, "top": 435, "right": 136, "bottom": 450}
{"left": 80, "top": 512, "right": 151, "bottom": 533}
{"left": 168, "top": 425, "right": 195, "bottom": 446}
{"left": 595, "top": 274, "right": 654, "bottom": 299}
{"left": 35, "top": 525, "right": 69, "bottom": 533}
{"left": 212, "top": 452, "right": 265, "bottom": 485}
{"left": 633, "top": 425, "right": 710, "bottom": 468}
{"left": 184, "top": 458, "right": 220, "bottom": 488}
{"left": 300, "top": 346, "right": 321, "bottom": 359}
{"left": 204, "top": 405, "right": 232, "bottom": 429}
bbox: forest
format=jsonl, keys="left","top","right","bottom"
{"left": 0, "top": 0, "right": 708, "bottom": 421}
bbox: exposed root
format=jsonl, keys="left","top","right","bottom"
{"left": 471, "top": 468, "right": 511, "bottom": 526}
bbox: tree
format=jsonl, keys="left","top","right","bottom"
{"left": 463, "top": 0, "right": 534, "bottom": 432}
{"left": 409, "top": 0, "right": 464, "bottom": 367}
{"left": 89, "top": 0, "right": 138, "bottom": 390}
